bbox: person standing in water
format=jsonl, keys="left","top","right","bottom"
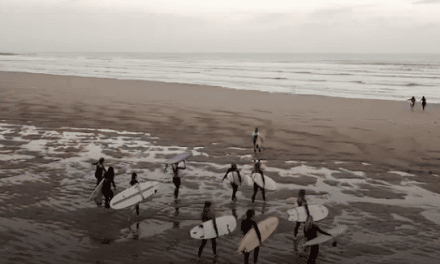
{"left": 198, "top": 201, "right": 219, "bottom": 258}
{"left": 251, "top": 161, "right": 266, "bottom": 203}
{"left": 222, "top": 164, "right": 242, "bottom": 201}
{"left": 164, "top": 160, "right": 187, "bottom": 199}
{"left": 303, "top": 215, "right": 332, "bottom": 264}
{"left": 102, "top": 166, "right": 116, "bottom": 209}
{"left": 130, "top": 172, "right": 140, "bottom": 217}
{"left": 252, "top": 128, "right": 263, "bottom": 153}
{"left": 92, "top": 157, "right": 106, "bottom": 186}
{"left": 408, "top": 96, "right": 416, "bottom": 111}
{"left": 241, "top": 209, "right": 262, "bottom": 264}
{"left": 421, "top": 96, "right": 427, "bottom": 111}
{"left": 293, "top": 189, "right": 309, "bottom": 240}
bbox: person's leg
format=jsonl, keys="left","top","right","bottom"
{"left": 261, "top": 187, "right": 266, "bottom": 201}
{"left": 232, "top": 183, "right": 238, "bottom": 200}
{"left": 244, "top": 252, "right": 250, "bottom": 264}
{"left": 211, "top": 238, "right": 217, "bottom": 255}
{"left": 253, "top": 246, "right": 260, "bottom": 263}
{"left": 173, "top": 177, "right": 180, "bottom": 199}
{"left": 252, "top": 183, "right": 258, "bottom": 202}
{"left": 294, "top": 222, "right": 301, "bottom": 238}
{"left": 307, "top": 245, "right": 319, "bottom": 264}
{"left": 198, "top": 239, "right": 207, "bottom": 257}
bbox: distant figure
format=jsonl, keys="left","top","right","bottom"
{"left": 251, "top": 161, "right": 265, "bottom": 203}
{"left": 293, "top": 189, "right": 309, "bottom": 241}
{"left": 252, "top": 128, "right": 263, "bottom": 153}
{"left": 171, "top": 161, "right": 186, "bottom": 199}
{"left": 198, "top": 201, "right": 218, "bottom": 258}
{"left": 130, "top": 172, "right": 140, "bottom": 217}
{"left": 102, "top": 167, "right": 116, "bottom": 209}
{"left": 92, "top": 157, "right": 106, "bottom": 186}
{"left": 303, "top": 215, "right": 332, "bottom": 264}
{"left": 241, "top": 209, "right": 262, "bottom": 264}
{"left": 421, "top": 96, "right": 427, "bottom": 111}
{"left": 222, "top": 164, "right": 242, "bottom": 201}
{"left": 408, "top": 96, "right": 416, "bottom": 111}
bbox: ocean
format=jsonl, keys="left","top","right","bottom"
{"left": 1, "top": 52, "right": 440, "bottom": 103}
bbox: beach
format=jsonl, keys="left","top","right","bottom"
{"left": 1, "top": 71, "right": 440, "bottom": 264}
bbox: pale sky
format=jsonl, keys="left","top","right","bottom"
{"left": 1, "top": 0, "right": 440, "bottom": 53}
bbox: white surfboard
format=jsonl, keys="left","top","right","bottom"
{"left": 89, "top": 179, "right": 104, "bottom": 205}
{"left": 303, "top": 225, "right": 348, "bottom": 246}
{"left": 190, "top": 215, "right": 237, "bottom": 239}
{"left": 287, "top": 205, "right": 329, "bottom": 222}
{"left": 237, "top": 216, "right": 279, "bottom": 253}
{"left": 251, "top": 173, "right": 276, "bottom": 191}
{"left": 241, "top": 174, "right": 253, "bottom": 186}
{"left": 164, "top": 152, "right": 191, "bottom": 165}
{"left": 110, "top": 182, "right": 159, "bottom": 210}
{"left": 226, "top": 171, "right": 242, "bottom": 186}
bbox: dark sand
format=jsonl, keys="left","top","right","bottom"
{"left": 0, "top": 71, "right": 440, "bottom": 264}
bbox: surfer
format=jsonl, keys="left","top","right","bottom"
{"left": 198, "top": 201, "right": 219, "bottom": 258}
{"left": 251, "top": 161, "right": 265, "bottom": 203}
{"left": 252, "top": 128, "right": 263, "bottom": 153}
{"left": 130, "top": 172, "right": 140, "bottom": 216}
{"left": 293, "top": 189, "right": 309, "bottom": 240}
{"left": 222, "top": 164, "right": 242, "bottom": 201}
{"left": 241, "top": 209, "right": 262, "bottom": 264}
{"left": 408, "top": 96, "right": 416, "bottom": 111}
{"left": 421, "top": 96, "right": 427, "bottom": 111}
{"left": 92, "top": 157, "right": 106, "bottom": 186}
{"left": 102, "top": 166, "right": 116, "bottom": 209}
{"left": 167, "top": 161, "right": 186, "bottom": 199}
{"left": 303, "top": 215, "right": 332, "bottom": 264}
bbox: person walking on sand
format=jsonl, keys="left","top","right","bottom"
{"left": 222, "top": 164, "right": 242, "bottom": 201}
{"left": 293, "top": 190, "right": 309, "bottom": 239}
{"left": 251, "top": 161, "right": 265, "bottom": 203}
{"left": 165, "top": 161, "right": 187, "bottom": 199}
{"left": 408, "top": 96, "right": 416, "bottom": 111}
{"left": 241, "top": 209, "right": 262, "bottom": 264}
{"left": 102, "top": 166, "right": 116, "bottom": 209}
{"left": 421, "top": 96, "right": 427, "bottom": 111}
{"left": 198, "top": 201, "right": 219, "bottom": 258}
{"left": 92, "top": 157, "right": 106, "bottom": 186}
{"left": 303, "top": 215, "right": 332, "bottom": 264}
{"left": 130, "top": 172, "right": 140, "bottom": 217}
{"left": 252, "top": 128, "right": 263, "bottom": 153}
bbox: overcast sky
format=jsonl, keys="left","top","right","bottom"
{"left": 1, "top": 0, "right": 440, "bottom": 53}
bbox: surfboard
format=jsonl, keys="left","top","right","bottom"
{"left": 89, "top": 179, "right": 104, "bottom": 205}
{"left": 110, "top": 181, "right": 159, "bottom": 210}
{"left": 241, "top": 174, "right": 253, "bottom": 186}
{"left": 251, "top": 173, "right": 276, "bottom": 191}
{"left": 303, "top": 225, "right": 348, "bottom": 246}
{"left": 287, "top": 205, "right": 329, "bottom": 222}
{"left": 190, "top": 215, "right": 237, "bottom": 239}
{"left": 164, "top": 152, "right": 191, "bottom": 165}
{"left": 226, "top": 171, "right": 242, "bottom": 186}
{"left": 237, "top": 216, "right": 279, "bottom": 253}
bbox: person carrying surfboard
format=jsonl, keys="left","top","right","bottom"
{"left": 251, "top": 161, "right": 266, "bottom": 203}
{"left": 421, "top": 96, "right": 427, "bottom": 111}
{"left": 252, "top": 128, "right": 263, "bottom": 153}
{"left": 166, "top": 161, "right": 186, "bottom": 199}
{"left": 130, "top": 172, "right": 140, "bottom": 217}
{"left": 92, "top": 157, "right": 106, "bottom": 186}
{"left": 303, "top": 215, "right": 332, "bottom": 264}
{"left": 198, "top": 201, "right": 219, "bottom": 258}
{"left": 102, "top": 166, "right": 116, "bottom": 209}
{"left": 408, "top": 96, "right": 416, "bottom": 111}
{"left": 241, "top": 209, "right": 262, "bottom": 264}
{"left": 293, "top": 189, "right": 310, "bottom": 241}
{"left": 222, "top": 164, "right": 242, "bottom": 201}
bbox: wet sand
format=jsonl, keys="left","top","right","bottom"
{"left": 1, "top": 71, "right": 440, "bottom": 264}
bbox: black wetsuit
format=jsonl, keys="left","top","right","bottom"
{"left": 102, "top": 171, "right": 116, "bottom": 208}
{"left": 304, "top": 224, "right": 331, "bottom": 264}
{"left": 251, "top": 170, "right": 265, "bottom": 202}
{"left": 130, "top": 179, "right": 140, "bottom": 215}
{"left": 94, "top": 163, "right": 105, "bottom": 186}
{"left": 241, "top": 218, "right": 262, "bottom": 264}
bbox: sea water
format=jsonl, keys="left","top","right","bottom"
{"left": 1, "top": 52, "right": 440, "bottom": 103}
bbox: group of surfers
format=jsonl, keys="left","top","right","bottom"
{"left": 91, "top": 127, "right": 333, "bottom": 264}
